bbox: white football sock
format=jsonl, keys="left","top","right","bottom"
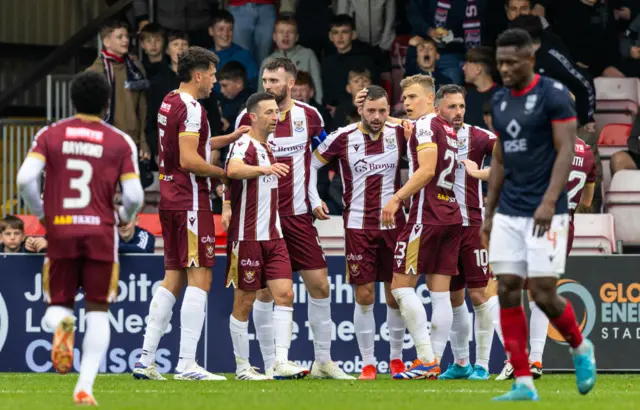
{"left": 386, "top": 306, "right": 405, "bottom": 361}
{"left": 473, "top": 301, "right": 494, "bottom": 370}
{"left": 308, "top": 296, "right": 332, "bottom": 364}
{"left": 140, "top": 286, "right": 175, "bottom": 367}
{"left": 74, "top": 311, "right": 110, "bottom": 396}
{"left": 391, "top": 288, "right": 435, "bottom": 363}
{"left": 430, "top": 291, "right": 453, "bottom": 362}
{"left": 488, "top": 295, "right": 503, "bottom": 345}
{"left": 176, "top": 286, "right": 207, "bottom": 372}
{"left": 229, "top": 315, "right": 250, "bottom": 373}
{"left": 44, "top": 305, "right": 74, "bottom": 330}
{"left": 529, "top": 301, "right": 548, "bottom": 364}
{"left": 273, "top": 305, "right": 293, "bottom": 364}
{"left": 252, "top": 299, "right": 275, "bottom": 370}
{"left": 354, "top": 303, "right": 376, "bottom": 367}
{"left": 450, "top": 304, "right": 470, "bottom": 366}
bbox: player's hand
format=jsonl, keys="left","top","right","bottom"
{"left": 25, "top": 237, "right": 37, "bottom": 252}
{"left": 532, "top": 199, "right": 555, "bottom": 237}
{"left": 480, "top": 217, "right": 492, "bottom": 250}
{"left": 461, "top": 159, "right": 479, "bottom": 175}
{"left": 354, "top": 88, "right": 368, "bottom": 110}
{"left": 631, "top": 46, "right": 640, "bottom": 60}
{"left": 264, "top": 163, "right": 289, "bottom": 178}
{"left": 614, "top": 7, "right": 631, "bottom": 20}
{"left": 219, "top": 175, "right": 231, "bottom": 186}
{"left": 582, "top": 122, "right": 597, "bottom": 133}
{"left": 313, "top": 201, "right": 330, "bottom": 220}
{"left": 139, "top": 146, "right": 151, "bottom": 161}
{"left": 402, "top": 120, "right": 414, "bottom": 140}
{"left": 222, "top": 205, "right": 231, "bottom": 232}
{"left": 382, "top": 196, "right": 401, "bottom": 228}
{"left": 32, "top": 237, "right": 47, "bottom": 252}
{"left": 230, "top": 125, "right": 251, "bottom": 142}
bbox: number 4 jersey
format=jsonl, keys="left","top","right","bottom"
{"left": 28, "top": 115, "right": 139, "bottom": 240}
{"left": 407, "top": 113, "right": 462, "bottom": 226}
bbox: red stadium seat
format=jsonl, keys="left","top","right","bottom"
{"left": 598, "top": 123, "right": 632, "bottom": 146}
{"left": 18, "top": 215, "right": 46, "bottom": 236}
{"left": 138, "top": 214, "right": 162, "bottom": 235}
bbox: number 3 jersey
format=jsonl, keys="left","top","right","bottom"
{"left": 28, "top": 115, "right": 139, "bottom": 238}
{"left": 407, "top": 113, "right": 462, "bottom": 226}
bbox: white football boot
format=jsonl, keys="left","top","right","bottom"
{"left": 236, "top": 367, "right": 270, "bottom": 381}
{"left": 310, "top": 361, "right": 356, "bottom": 380}
{"left": 133, "top": 362, "right": 167, "bottom": 380}
{"left": 272, "top": 361, "right": 310, "bottom": 380}
{"left": 174, "top": 363, "right": 227, "bottom": 380}
{"left": 495, "top": 361, "right": 514, "bottom": 381}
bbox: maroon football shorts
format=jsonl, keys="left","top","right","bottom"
{"left": 451, "top": 226, "right": 491, "bottom": 291}
{"left": 345, "top": 228, "right": 400, "bottom": 284}
{"left": 159, "top": 210, "right": 216, "bottom": 270}
{"left": 394, "top": 223, "right": 463, "bottom": 276}
{"left": 225, "top": 238, "right": 292, "bottom": 291}
{"left": 280, "top": 213, "right": 326, "bottom": 272}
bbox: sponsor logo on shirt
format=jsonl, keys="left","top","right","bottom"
{"left": 241, "top": 259, "right": 260, "bottom": 267}
{"left": 437, "top": 193, "right": 457, "bottom": 203}
{"left": 159, "top": 174, "right": 173, "bottom": 182}
{"left": 271, "top": 142, "right": 306, "bottom": 153}
{"left": 157, "top": 113, "right": 167, "bottom": 126}
{"left": 346, "top": 253, "right": 363, "bottom": 261}
{"left": 200, "top": 235, "right": 215, "bottom": 244}
{"left": 65, "top": 127, "right": 104, "bottom": 143}
{"left": 53, "top": 215, "right": 101, "bottom": 226}
{"left": 160, "top": 102, "right": 172, "bottom": 113}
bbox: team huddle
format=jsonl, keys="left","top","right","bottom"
{"left": 16, "top": 28, "right": 597, "bottom": 405}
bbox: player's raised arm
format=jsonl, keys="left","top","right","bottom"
{"left": 210, "top": 125, "right": 252, "bottom": 150}
{"left": 16, "top": 127, "right": 49, "bottom": 220}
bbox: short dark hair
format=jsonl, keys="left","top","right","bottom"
{"left": 72, "top": 71, "right": 111, "bottom": 116}
{"left": 167, "top": 30, "right": 189, "bottom": 45}
{"left": 508, "top": 15, "right": 543, "bottom": 42}
{"left": 177, "top": 46, "right": 220, "bottom": 83}
{"left": 100, "top": 20, "right": 128, "bottom": 40}
{"left": 275, "top": 13, "right": 297, "bottom": 29}
{"left": 331, "top": 14, "right": 356, "bottom": 30}
{"left": 295, "top": 71, "right": 314, "bottom": 89}
{"left": 348, "top": 67, "right": 372, "bottom": 81}
{"left": 363, "top": 85, "right": 388, "bottom": 104}
{"left": 505, "top": 0, "right": 531, "bottom": 6}
{"left": 246, "top": 92, "right": 276, "bottom": 114}
{"left": 434, "top": 84, "right": 466, "bottom": 105}
{"left": 217, "top": 61, "right": 247, "bottom": 84}
{"left": 465, "top": 46, "right": 496, "bottom": 76}
{"left": 211, "top": 9, "right": 234, "bottom": 27}
{"left": 1, "top": 215, "right": 24, "bottom": 232}
{"left": 139, "top": 22, "right": 165, "bottom": 41}
{"left": 496, "top": 27, "right": 534, "bottom": 48}
{"left": 263, "top": 57, "right": 297, "bottom": 78}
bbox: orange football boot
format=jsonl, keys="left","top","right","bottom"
{"left": 74, "top": 390, "right": 98, "bottom": 406}
{"left": 389, "top": 359, "right": 406, "bottom": 377}
{"left": 358, "top": 364, "right": 377, "bottom": 380}
{"left": 52, "top": 316, "right": 75, "bottom": 374}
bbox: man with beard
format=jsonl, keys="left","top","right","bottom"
{"left": 308, "top": 85, "right": 409, "bottom": 380}
{"left": 231, "top": 57, "right": 353, "bottom": 380}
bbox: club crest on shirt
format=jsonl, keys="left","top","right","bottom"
{"left": 385, "top": 135, "right": 396, "bottom": 150}
{"left": 244, "top": 271, "right": 256, "bottom": 284}
{"left": 293, "top": 120, "right": 305, "bottom": 132}
{"left": 525, "top": 94, "right": 538, "bottom": 114}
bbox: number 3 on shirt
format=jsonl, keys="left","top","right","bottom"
{"left": 436, "top": 149, "right": 456, "bottom": 190}
{"left": 63, "top": 159, "right": 93, "bottom": 209}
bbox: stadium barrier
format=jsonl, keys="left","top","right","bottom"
{"left": 0, "top": 254, "right": 638, "bottom": 374}
{"left": 46, "top": 74, "right": 75, "bottom": 122}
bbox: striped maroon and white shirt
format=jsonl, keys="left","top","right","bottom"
{"left": 225, "top": 134, "right": 283, "bottom": 241}
{"left": 236, "top": 100, "right": 324, "bottom": 217}
{"left": 311, "top": 122, "right": 405, "bottom": 230}
{"left": 157, "top": 91, "right": 212, "bottom": 211}
{"left": 453, "top": 124, "right": 496, "bottom": 226}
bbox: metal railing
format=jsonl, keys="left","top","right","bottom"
{"left": 46, "top": 75, "right": 75, "bottom": 122}
{"left": 1, "top": 119, "right": 49, "bottom": 217}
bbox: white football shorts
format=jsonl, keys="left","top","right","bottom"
{"left": 488, "top": 213, "right": 569, "bottom": 278}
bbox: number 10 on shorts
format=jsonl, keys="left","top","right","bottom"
{"left": 473, "top": 249, "right": 488, "bottom": 269}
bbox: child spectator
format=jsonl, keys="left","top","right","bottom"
{"left": 606, "top": 13, "right": 640, "bottom": 78}
{"left": 322, "top": 14, "right": 378, "bottom": 108}
{"left": 118, "top": 216, "right": 155, "bottom": 254}
{"left": 336, "top": 0, "right": 397, "bottom": 52}
{"left": 208, "top": 10, "right": 258, "bottom": 92}
{"left": 291, "top": 71, "right": 333, "bottom": 131}
{"left": 0, "top": 215, "right": 47, "bottom": 253}
{"left": 139, "top": 23, "right": 167, "bottom": 80}
{"left": 405, "top": 36, "right": 453, "bottom": 90}
{"left": 333, "top": 67, "right": 372, "bottom": 129}
{"left": 218, "top": 61, "right": 253, "bottom": 133}
{"left": 259, "top": 15, "right": 323, "bottom": 105}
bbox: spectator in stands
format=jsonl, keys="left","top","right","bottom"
{"left": 604, "top": 13, "right": 640, "bottom": 78}
{"left": 482, "top": 100, "right": 494, "bottom": 133}
{"left": 218, "top": 61, "right": 252, "bottom": 134}
{"left": 212, "top": 183, "right": 224, "bottom": 214}
{"left": 139, "top": 23, "right": 167, "bottom": 80}
{"left": 208, "top": 10, "right": 258, "bottom": 92}
{"left": 610, "top": 114, "right": 640, "bottom": 176}
{"left": 87, "top": 21, "right": 150, "bottom": 161}
{"left": 259, "top": 15, "right": 324, "bottom": 105}
{"left": 462, "top": 46, "right": 497, "bottom": 129}
{"left": 333, "top": 67, "right": 373, "bottom": 129}
{"left": 146, "top": 31, "right": 222, "bottom": 161}
{"left": 292, "top": 71, "right": 333, "bottom": 131}
{"left": 336, "top": 0, "right": 396, "bottom": 52}
{"left": 322, "top": 14, "right": 378, "bottom": 109}
{"left": 133, "top": 0, "right": 218, "bottom": 48}
{"left": 227, "top": 0, "right": 277, "bottom": 64}
{"left": 118, "top": 216, "right": 155, "bottom": 254}
{"left": 0, "top": 215, "right": 47, "bottom": 253}
{"left": 295, "top": 0, "right": 333, "bottom": 60}
{"left": 485, "top": 0, "right": 551, "bottom": 48}
{"left": 404, "top": 36, "right": 453, "bottom": 90}
{"left": 406, "top": 0, "right": 486, "bottom": 85}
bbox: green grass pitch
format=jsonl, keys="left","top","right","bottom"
{"left": 0, "top": 373, "right": 638, "bottom": 409}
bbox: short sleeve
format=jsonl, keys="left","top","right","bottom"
{"left": 235, "top": 109, "right": 251, "bottom": 129}
{"left": 120, "top": 135, "right": 140, "bottom": 181}
{"left": 306, "top": 106, "right": 325, "bottom": 138}
{"left": 414, "top": 116, "right": 437, "bottom": 152}
{"left": 586, "top": 146, "right": 596, "bottom": 184}
{"left": 546, "top": 81, "right": 577, "bottom": 124}
{"left": 226, "top": 139, "right": 252, "bottom": 166}
{"left": 27, "top": 125, "right": 50, "bottom": 163}
{"left": 179, "top": 100, "right": 203, "bottom": 136}
{"left": 475, "top": 125, "right": 498, "bottom": 155}
{"left": 314, "top": 129, "right": 344, "bottom": 165}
